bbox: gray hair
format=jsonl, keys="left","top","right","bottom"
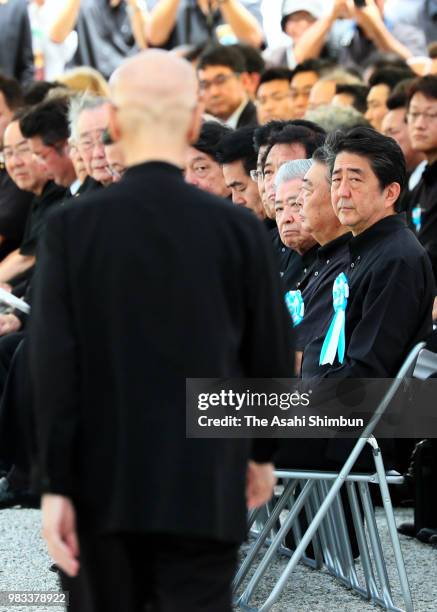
{"left": 318, "top": 69, "right": 362, "bottom": 86}
{"left": 275, "top": 159, "right": 313, "bottom": 189}
{"left": 305, "top": 104, "right": 370, "bottom": 133}
{"left": 68, "top": 93, "right": 109, "bottom": 140}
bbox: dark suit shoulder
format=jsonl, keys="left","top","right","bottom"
{"left": 237, "top": 101, "right": 258, "bottom": 129}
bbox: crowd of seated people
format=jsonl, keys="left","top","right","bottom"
{"left": 0, "top": 0, "right": 437, "bottom": 565}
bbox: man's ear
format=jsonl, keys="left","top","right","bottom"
{"left": 108, "top": 104, "right": 122, "bottom": 143}
{"left": 239, "top": 71, "right": 253, "bottom": 96}
{"left": 384, "top": 181, "right": 401, "bottom": 210}
{"left": 187, "top": 102, "right": 203, "bottom": 145}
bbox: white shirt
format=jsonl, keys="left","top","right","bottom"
{"left": 28, "top": 0, "right": 78, "bottom": 81}
{"left": 409, "top": 160, "right": 427, "bottom": 192}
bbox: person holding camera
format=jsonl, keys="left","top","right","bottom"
{"left": 288, "top": 0, "right": 426, "bottom": 71}
{"left": 146, "top": 0, "right": 263, "bottom": 50}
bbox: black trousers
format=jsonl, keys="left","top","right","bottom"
{"left": 60, "top": 533, "right": 238, "bottom": 612}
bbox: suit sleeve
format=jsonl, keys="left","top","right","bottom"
{"left": 29, "top": 212, "right": 79, "bottom": 496}
{"left": 242, "top": 217, "right": 294, "bottom": 462}
{"left": 16, "top": 5, "right": 35, "bottom": 85}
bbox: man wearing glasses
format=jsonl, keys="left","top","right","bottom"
{"left": 197, "top": 44, "right": 258, "bottom": 128}
{"left": 68, "top": 94, "right": 113, "bottom": 189}
{"left": 0, "top": 118, "right": 65, "bottom": 286}
{"left": 406, "top": 75, "right": 437, "bottom": 286}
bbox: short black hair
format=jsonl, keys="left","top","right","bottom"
{"left": 192, "top": 120, "right": 233, "bottom": 158}
{"left": 0, "top": 73, "right": 23, "bottom": 111}
{"left": 335, "top": 84, "right": 369, "bottom": 114}
{"left": 269, "top": 124, "right": 326, "bottom": 157}
{"left": 23, "top": 81, "right": 65, "bottom": 106}
{"left": 291, "top": 59, "right": 332, "bottom": 79}
{"left": 386, "top": 78, "right": 417, "bottom": 110}
{"left": 386, "top": 92, "right": 407, "bottom": 111}
{"left": 231, "top": 44, "right": 265, "bottom": 74}
{"left": 19, "top": 97, "right": 70, "bottom": 145}
{"left": 257, "top": 67, "right": 293, "bottom": 91}
{"left": 197, "top": 44, "right": 246, "bottom": 74}
{"left": 324, "top": 126, "right": 406, "bottom": 194}
{"left": 182, "top": 42, "right": 208, "bottom": 64}
{"left": 368, "top": 67, "right": 415, "bottom": 91}
{"left": 253, "top": 120, "right": 287, "bottom": 152}
{"left": 12, "top": 108, "right": 30, "bottom": 122}
{"left": 216, "top": 126, "right": 257, "bottom": 175}
{"left": 407, "top": 75, "right": 437, "bottom": 106}
{"left": 287, "top": 119, "right": 326, "bottom": 136}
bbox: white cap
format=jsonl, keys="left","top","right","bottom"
{"left": 281, "top": 0, "right": 325, "bottom": 20}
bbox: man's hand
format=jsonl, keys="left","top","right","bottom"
{"left": 331, "top": 0, "right": 351, "bottom": 20}
{"left": 41, "top": 495, "right": 80, "bottom": 577}
{"left": 353, "top": 0, "right": 384, "bottom": 39}
{"left": 0, "top": 314, "right": 22, "bottom": 336}
{"left": 246, "top": 461, "right": 276, "bottom": 509}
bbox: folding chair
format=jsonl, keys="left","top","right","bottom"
{"left": 234, "top": 342, "right": 426, "bottom": 612}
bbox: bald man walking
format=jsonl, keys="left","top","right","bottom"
{"left": 29, "top": 50, "right": 292, "bottom": 612}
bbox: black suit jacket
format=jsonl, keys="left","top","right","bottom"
{"left": 0, "top": 0, "right": 34, "bottom": 85}
{"left": 30, "top": 162, "right": 292, "bottom": 542}
{"left": 237, "top": 100, "right": 258, "bottom": 129}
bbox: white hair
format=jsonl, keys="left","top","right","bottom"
{"left": 68, "top": 93, "right": 109, "bottom": 141}
{"left": 275, "top": 159, "right": 313, "bottom": 189}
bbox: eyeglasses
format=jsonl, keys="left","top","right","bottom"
{"left": 255, "top": 92, "right": 291, "bottom": 106}
{"left": 198, "top": 73, "right": 238, "bottom": 91}
{"left": 250, "top": 169, "right": 262, "bottom": 182}
{"left": 406, "top": 110, "right": 437, "bottom": 123}
{"left": 3, "top": 143, "right": 32, "bottom": 161}
{"left": 78, "top": 129, "right": 106, "bottom": 151}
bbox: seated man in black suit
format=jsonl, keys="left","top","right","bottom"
{"left": 296, "top": 127, "right": 434, "bottom": 473}
{"left": 302, "top": 127, "right": 434, "bottom": 380}
{"left": 294, "top": 148, "right": 351, "bottom": 370}
{"left": 274, "top": 158, "right": 318, "bottom": 291}
{"left": 197, "top": 44, "right": 258, "bottom": 128}
{"left": 30, "top": 49, "right": 292, "bottom": 612}
{"left": 0, "top": 117, "right": 65, "bottom": 288}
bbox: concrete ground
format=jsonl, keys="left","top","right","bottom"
{"left": 0, "top": 507, "right": 436, "bottom": 612}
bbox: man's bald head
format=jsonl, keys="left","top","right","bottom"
{"left": 109, "top": 50, "right": 203, "bottom": 167}
{"left": 111, "top": 50, "right": 198, "bottom": 126}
